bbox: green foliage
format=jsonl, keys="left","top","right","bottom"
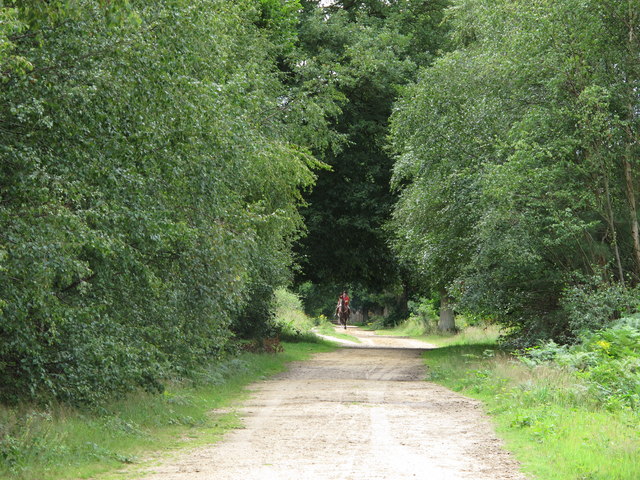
{"left": 253, "top": 0, "right": 301, "bottom": 54}
{"left": 274, "top": 287, "right": 305, "bottom": 314}
{"left": 522, "top": 315, "right": 640, "bottom": 409}
{"left": 385, "top": 297, "right": 439, "bottom": 335}
{"left": 560, "top": 279, "right": 639, "bottom": 335}
{"left": 271, "top": 288, "right": 318, "bottom": 341}
{"left": 0, "top": 6, "right": 31, "bottom": 81}
{"left": 0, "top": 0, "right": 335, "bottom": 405}
{"left": 389, "top": 0, "right": 640, "bottom": 343}
{"left": 296, "top": 281, "right": 339, "bottom": 318}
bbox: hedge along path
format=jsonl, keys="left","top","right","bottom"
{"left": 133, "top": 327, "right": 528, "bottom": 480}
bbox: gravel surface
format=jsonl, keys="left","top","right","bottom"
{"left": 134, "top": 327, "right": 528, "bottom": 480}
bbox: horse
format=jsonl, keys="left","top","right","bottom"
{"left": 336, "top": 297, "right": 350, "bottom": 330}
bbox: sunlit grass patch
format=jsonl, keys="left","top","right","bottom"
{"left": 425, "top": 325, "right": 502, "bottom": 346}
{"left": 315, "top": 321, "right": 362, "bottom": 343}
{"left": 273, "top": 288, "right": 318, "bottom": 341}
{"left": 375, "top": 319, "right": 501, "bottom": 347}
{"left": 376, "top": 315, "right": 432, "bottom": 337}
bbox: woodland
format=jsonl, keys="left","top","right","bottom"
{"left": 1, "top": 0, "right": 640, "bottom": 411}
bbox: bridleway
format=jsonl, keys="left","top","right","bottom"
{"left": 133, "top": 326, "right": 528, "bottom": 480}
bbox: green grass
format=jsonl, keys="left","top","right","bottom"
{"left": 0, "top": 341, "right": 335, "bottom": 480}
{"left": 418, "top": 325, "right": 502, "bottom": 347}
{"left": 425, "top": 342, "right": 640, "bottom": 480}
{"left": 315, "top": 322, "right": 362, "bottom": 343}
{"left": 373, "top": 319, "right": 501, "bottom": 347}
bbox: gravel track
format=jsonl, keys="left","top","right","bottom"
{"left": 134, "top": 327, "right": 528, "bottom": 480}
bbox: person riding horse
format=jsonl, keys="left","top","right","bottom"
{"left": 335, "top": 290, "right": 350, "bottom": 329}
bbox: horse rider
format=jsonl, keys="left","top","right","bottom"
{"left": 335, "top": 290, "right": 351, "bottom": 316}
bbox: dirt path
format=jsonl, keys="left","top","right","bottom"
{"left": 135, "top": 327, "right": 528, "bottom": 480}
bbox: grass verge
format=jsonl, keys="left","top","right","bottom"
{"left": 425, "top": 342, "right": 640, "bottom": 480}
{"left": 0, "top": 341, "right": 335, "bottom": 480}
{"left": 373, "top": 321, "right": 501, "bottom": 347}
{"left": 315, "top": 322, "right": 362, "bottom": 343}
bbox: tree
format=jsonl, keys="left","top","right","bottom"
{"left": 0, "top": 0, "right": 333, "bottom": 404}
{"left": 389, "top": 49, "right": 509, "bottom": 331}
{"left": 389, "top": 0, "right": 640, "bottom": 342}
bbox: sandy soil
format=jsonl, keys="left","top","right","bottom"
{"left": 134, "top": 327, "right": 528, "bottom": 480}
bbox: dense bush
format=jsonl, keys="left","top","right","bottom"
{"left": 0, "top": 0, "right": 332, "bottom": 405}
{"left": 559, "top": 279, "right": 639, "bottom": 336}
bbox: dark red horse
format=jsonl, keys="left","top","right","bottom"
{"left": 336, "top": 296, "right": 350, "bottom": 330}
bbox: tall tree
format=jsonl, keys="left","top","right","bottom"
{"left": 389, "top": 50, "right": 509, "bottom": 330}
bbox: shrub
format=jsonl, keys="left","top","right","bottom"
{"left": 560, "top": 280, "right": 639, "bottom": 336}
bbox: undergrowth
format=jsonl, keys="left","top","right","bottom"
{"left": 520, "top": 315, "right": 640, "bottom": 410}
{"left": 425, "top": 333, "right": 639, "bottom": 479}
{"left": 272, "top": 288, "right": 320, "bottom": 342}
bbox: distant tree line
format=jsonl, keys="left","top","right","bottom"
{"left": 293, "top": 0, "right": 450, "bottom": 321}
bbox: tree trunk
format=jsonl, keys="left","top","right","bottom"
{"left": 623, "top": 153, "right": 640, "bottom": 275}
{"left": 438, "top": 288, "right": 455, "bottom": 332}
{"left": 399, "top": 283, "right": 409, "bottom": 319}
{"left": 604, "top": 172, "right": 625, "bottom": 286}
{"left": 623, "top": 11, "right": 640, "bottom": 279}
